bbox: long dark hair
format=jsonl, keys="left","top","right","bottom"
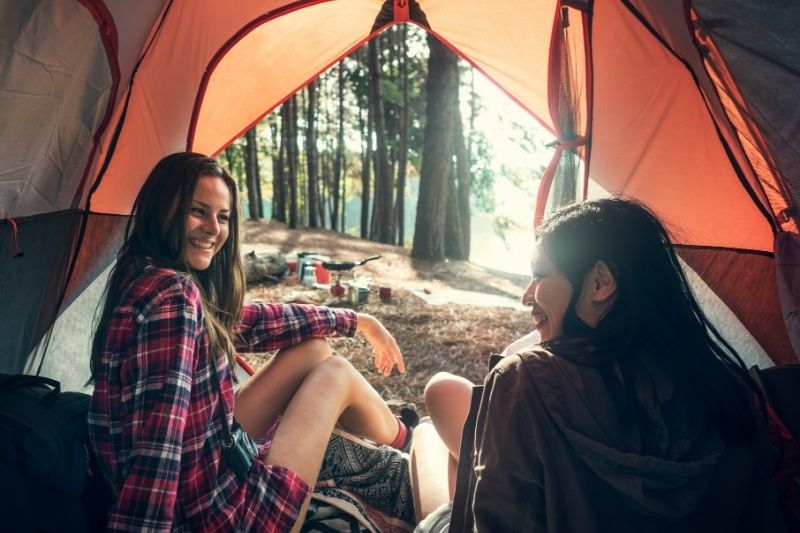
{"left": 537, "top": 198, "right": 758, "bottom": 442}
{"left": 89, "top": 152, "right": 245, "bottom": 382}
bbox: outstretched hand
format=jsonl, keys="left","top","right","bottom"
{"left": 356, "top": 313, "right": 405, "bottom": 376}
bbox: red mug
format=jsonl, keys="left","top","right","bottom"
{"left": 315, "top": 265, "right": 331, "bottom": 284}
{"left": 379, "top": 286, "right": 392, "bottom": 301}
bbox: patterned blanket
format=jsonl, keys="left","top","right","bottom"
{"left": 303, "top": 429, "right": 415, "bottom": 533}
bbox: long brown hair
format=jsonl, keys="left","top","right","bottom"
{"left": 537, "top": 198, "right": 758, "bottom": 443}
{"left": 89, "top": 152, "right": 245, "bottom": 382}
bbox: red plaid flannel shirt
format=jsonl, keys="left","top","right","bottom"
{"left": 88, "top": 261, "right": 357, "bottom": 532}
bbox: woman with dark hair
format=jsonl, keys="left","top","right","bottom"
{"left": 413, "top": 198, "right": 785, "bottom": 532}
{"left": 88, "top": 152, "right": 411, "bottom": 532}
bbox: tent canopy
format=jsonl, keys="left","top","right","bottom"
{"left": 1, "top": 0, "right": 798, "bottom": 388}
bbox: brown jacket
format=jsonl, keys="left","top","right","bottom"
{"left": 450, "top": 348, "right": 786, "bottom": 532}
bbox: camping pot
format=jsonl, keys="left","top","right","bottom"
{"left": 321, "top": 255, "right": 381, "bottom": 272}
{"left": 298, "top": 252, "right": 328, "bottom": 280}
{"left": 302, "top": 266, "right": 317, "bottom": 286}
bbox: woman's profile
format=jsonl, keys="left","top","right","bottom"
{"left": 413, "top": 198, "right": 786, "bottom": 532}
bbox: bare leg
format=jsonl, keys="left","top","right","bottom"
{"left": 235, "top": 340, "right": 399, "bottom": 445}
{"left": 410, "top": 421, "right": 456, "bottom": 522}
{"left": 234, "top": 338, "right": 331, "bottom": 438}
{"left": 424, "top": 372, "right": 473, "bottom": 461}
{"left": 264, "top": 356, "right": 400, "bottom": 531}
{"left": 409, "top": 373, "right": 474, "bottom": 521}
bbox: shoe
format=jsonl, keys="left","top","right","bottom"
{"left": 386, "top": 401, "right": 419, "bottom": 453}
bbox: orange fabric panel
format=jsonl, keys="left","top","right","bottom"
{"left": 691, "top": 13, "right": 792, "bottom": 232}
{"left": 588, "top": 0, "right": 773, "bottom": 252}
{"left": 678, "top": 246, "right": 795, "bottom": 365}
{"left": 422, "top": 0, "right": 557, "bottom": 134}
{"left": 627, "top": 1, "right": 783, "bottom": 230}
{"left": 192, "top": 0, "right": 379, "bottom": 155}
{"left": 89, "top": 0, "right": 326, "bottom": 215}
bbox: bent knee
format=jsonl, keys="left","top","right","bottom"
{"left": 424, "top": 372, "right": 470, "bottom": 402}
{"left": 424, "top": 372, "right": 472, "bottom": 414}
{"left": 310, "top": 355, "right": 355, "bottom": 382}
{"left": 277, "top": 337, "right": 330, "bottom": 357}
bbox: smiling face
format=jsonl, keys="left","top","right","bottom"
{"left": 522, "top": 245, "right": 575, "bottom": 342}
{"left": 182, "top": 175, "right": 231, "bottom": 270}
{"left": 523, "top": 243, "right": 619, "bottom": 341}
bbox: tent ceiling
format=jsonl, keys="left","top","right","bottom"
{"left": 590, "top": 0, "right": 773, "bottom": 251}
{"left": 0, "top": 0, "right": 113, "bottom": 218}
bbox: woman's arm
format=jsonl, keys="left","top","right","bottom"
{"left": 355, "top": 312, "right": 404, "bottom": 375}
{"left": 236, "top": 304, "right": 404, "bottom": 375}
{"left": 107, "top": 283, "right": 200, "bottom": 532}
{"left": 235, "top": 302, "right": 357, "bottom": 351}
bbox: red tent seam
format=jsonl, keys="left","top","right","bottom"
{"left": 71, "top": 0, "right": 121, "bottom": 210}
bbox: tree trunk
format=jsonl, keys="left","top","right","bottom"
{"left": 255, "top": 137, "right": 264, "bottom": 218}
{"left": 395, "top": 24, "right": 409, "bottom": 246}
{"left": 287, "top": 95, "right": 299, "bottom": 229}
{"left": 223, "top": 146, "right": 237, "bottom": 179}
{"left": 368, "top": 39, "right": 393, "bottom": 243}
{"left": 446, "top": 104, "right": 471, "bottom": 259}
{"left": 332, "top": 61, "right": 345, "bottom": 232}
{"left": 273, "top": 107, "right": 287, "bottom": 222}
{"left": 444, "top": 162, "right": 464, "bottom": 258}
{"left": 452, "top": 106, "right": 472, "bottom": 260}
{"left": 411, "top": 35, "right": 459, "bottom": 261}
{"left": 244, "top": 127, "right": 260, "bottom": 220}
{"left": 306, "top": 79, "right": 319, "bottom": 228}
{"left": 359, "top": 71, "right": 372, "bottom": 240}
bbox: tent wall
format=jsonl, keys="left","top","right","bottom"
{"left": 0, "top": 211, "right": 83, "bottom": 374}
{"left": 693, "top": 0, "right": 800, "bottom": 216}
{"left": 0, "top": 0, "right": 114, "bottom": 218}
{"left": 678, "top": 246, "right": 794, "bottom": 364}
{"left": 588, "top": 0, "right": 773, "bottom": 252}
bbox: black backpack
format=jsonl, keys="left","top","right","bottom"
{"left": 0, "top": 374, "right": 113, "bottom": 532}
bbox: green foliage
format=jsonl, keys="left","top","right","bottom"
{"left": 492, "top": 214, "right": 522, "bottom": 246}
{"left": 469, "top": 130, "right": 496, "bottom": 211}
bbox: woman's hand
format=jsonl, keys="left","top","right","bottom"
{"left": 356, "top": 313, "right": 405, "bottom": 376}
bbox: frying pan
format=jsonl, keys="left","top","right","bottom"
{"left": 321, "top": 255, "right": 381, "bottom": 272}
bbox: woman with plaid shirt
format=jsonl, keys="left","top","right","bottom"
{"left": 88, "top": 153, "right": 408, "bottom": 532}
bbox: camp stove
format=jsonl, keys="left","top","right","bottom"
{"left": 322, "top": 255, "right": 380, "bottom": 299}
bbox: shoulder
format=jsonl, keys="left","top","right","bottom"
{"left": 483, "top": 347, "right": 567, "bottom": 407}
{"left": 483, "top": 349, "right": 553, "bottom": 399}
{"left": 491, "top": 347, "right": 555, "bottom": 378}
{"left": 119, "top": 263, "right": 202, "bottom": 322}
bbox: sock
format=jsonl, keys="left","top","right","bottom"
{"left": 388, "top": 416, "right": 409, "bottom": 449}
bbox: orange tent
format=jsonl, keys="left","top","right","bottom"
{"left": 1, "top": 0, "right": 797, "bottom": 389}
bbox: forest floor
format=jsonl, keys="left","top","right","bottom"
{"left": 239, "top": 219, "right": 532, "bottom": 415}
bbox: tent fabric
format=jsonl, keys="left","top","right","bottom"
{"left": 0, "top": 211, "right": 83, "bottom": 372}
{"left": 678, "top": 246, "right": 794, "bottom": 365}
{"left": 775, "top": 232, "right": 800, "bottom": 361}
{"left": 1, "top": 0, "right": 799, "bottom": 381}
{"left": 0, "top": 0, "right": 113, "bottom": 217}
{"left": 693, "top": 0, "right": 800, "bottom": 219}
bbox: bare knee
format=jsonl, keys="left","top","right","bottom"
{"left": 424, "top": 372, "right": 472, "bottom": 411}
{"left": 275, "top": 337, "right": 331, "bottom": 363}
{"left": 423, "top": 372, "right": 473, "bottom": 459}
{"left": 306, "top": 355, "right": 357, "bottom": 395}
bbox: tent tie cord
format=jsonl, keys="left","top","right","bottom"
{"left": 560, "top": 0, "right": 591, "bottom": 12}
{"left": 372, "top": 0, "right": 429, "bottom": 32}
{"left": 778, "top": 207, "right": 798, "bottom": 225}
{"left": 546, "top": 135, "right": 588, "bottom": 150}
{"left": 2, "top": 214, "right": 24, "bottom": 258}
